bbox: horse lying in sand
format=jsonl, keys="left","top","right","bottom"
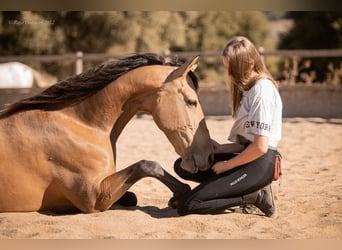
{"left": 0, "top": 53, "right": 213, "bottom": 213}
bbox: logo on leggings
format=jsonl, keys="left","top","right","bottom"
{"left": 230, "top": 173, "right": 247, "bottom": 186}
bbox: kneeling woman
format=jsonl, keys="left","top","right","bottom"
{"left": 175, "top": 36, "right": 283, "bottom": 217}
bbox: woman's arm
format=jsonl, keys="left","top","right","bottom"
{"left": 211, "top": 139, "right": 244, "bottom": 154}
{"left": 212, "top": 134, "right": 268, "bottom": 174}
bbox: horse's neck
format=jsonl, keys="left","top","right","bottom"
{"left": 110, "top": 100, "right": 139, "bottom": 143}
{"left": 67, "top": 66, "right": 171, "bottom": 132}
{"left": 64, "top": 86, "right": 123, "bottom": 131}
{"left": 110, "top": 66, "right": 174, "bottom": 139}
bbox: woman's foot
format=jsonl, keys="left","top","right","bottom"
{"left": 243, "top": 185, "right": 275, "bottom": 217}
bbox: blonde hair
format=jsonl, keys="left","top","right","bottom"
{"left": 222, "top": 36, "right": 278, "bottom": 118}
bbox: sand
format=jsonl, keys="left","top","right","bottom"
{"left": 0, "top": 115, "right": 341, "bottom": 239}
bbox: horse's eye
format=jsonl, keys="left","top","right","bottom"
{"left": 186, "top": 99, "right": 197, "bottom": 107}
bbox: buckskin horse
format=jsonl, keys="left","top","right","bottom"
{"left": 0, "top": 53, "right": 213, "bottom": 213}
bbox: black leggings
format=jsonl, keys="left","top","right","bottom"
{"left": 175, "top": 149, "right": 277, "bottom": 215}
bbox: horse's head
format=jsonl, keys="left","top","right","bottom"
{"left": 150, "top": 56, "right": 214, "bottom": 173}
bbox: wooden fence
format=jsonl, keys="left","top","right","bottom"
{"left": 0, "top": 49, "right": 342, "bottom": 75}
{"left": 0, "top": 50, "right": 341, "bottom": 117}
{"left": 1, "top": 84, "right": 342, "bottom": 118}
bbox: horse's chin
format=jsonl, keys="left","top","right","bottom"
{"left": 180, "top": 156, "right": 209, "bottom": 174}
{"left": 180, "top": 159, "right": 198, "bottom": 174}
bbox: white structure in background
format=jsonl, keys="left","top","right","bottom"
{"left": 0, "top": 62, "right": 56, "bottom": 88}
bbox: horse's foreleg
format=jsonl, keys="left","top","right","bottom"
{"left": 95, "top": 160, "right": 190, "bottom": 211}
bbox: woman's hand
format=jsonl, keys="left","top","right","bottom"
{"left": 212, "top": 134, "right": 269, "bottom": 174}
{"left": 212, "top": 160, "right": 232, "bottom": 174}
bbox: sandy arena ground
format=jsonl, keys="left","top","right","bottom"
{"left": 0, "top": 115, "right": 341, "bottom": 239}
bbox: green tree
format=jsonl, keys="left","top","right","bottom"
{"left": 107, "top": 11, "right": 187, "bottom": 54}
{"left": 180, "top": 11, "right": 271, "bottom": 84}
{"left": 279, "top": 12, "right": 342, "bottom": 49}
{"left": 278, "top": 12, "right": 342, "bottom": 82}
{"left": 0, "top": 11, "right": 274, "bottom": 83}
{"left": 0, "top": 12, "right": 63, "bottom": 55}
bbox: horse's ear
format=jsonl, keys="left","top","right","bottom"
{"left": 164, "top": 55, "right": 200, "bottom": 83}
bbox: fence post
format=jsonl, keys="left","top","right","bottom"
{"left": 75, "top": 51, "right": 83, "bottom": 74}
{"left": 163, "top": 49, "right": 171, "bottom": 63}
{"left": 289, "top": 56, "right": 299, "bottom": 85}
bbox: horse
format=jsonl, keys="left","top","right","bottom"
{"left": 0, "top": 62, "right": 57, "bottom": 88}
{"left": 0, "top": 53, "right": 213, "bottom": 213}
{"left": 0, "top": 62, "right": 33, "bottom": 88}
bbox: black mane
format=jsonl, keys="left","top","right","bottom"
{"left": 0, "top": 53, "right": 199, "bottom": 118}
{"left": 0, "top": 53, "right": 164, "bottom": 118}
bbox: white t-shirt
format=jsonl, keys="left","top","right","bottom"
{"left": 228, "top": 78, "right": 283, "bottom": 148}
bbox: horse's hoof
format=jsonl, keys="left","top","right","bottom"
{"left": 115, "top": 191, "right": 138, "bottom": 206}
{"left": 168, "top": 197, "right": 178, "bottom": 209}
{"left": 168, "top": 184, "right": 191, "bottom": 209}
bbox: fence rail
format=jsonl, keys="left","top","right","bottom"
{"left": 1, "top": 49, "right": 342, "bottom": 63}
{"left": 0, "top": 49, "right": 341, "bottom": 82}
{"left": 2, "top": 85, "right": 341, "bottom": 117}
